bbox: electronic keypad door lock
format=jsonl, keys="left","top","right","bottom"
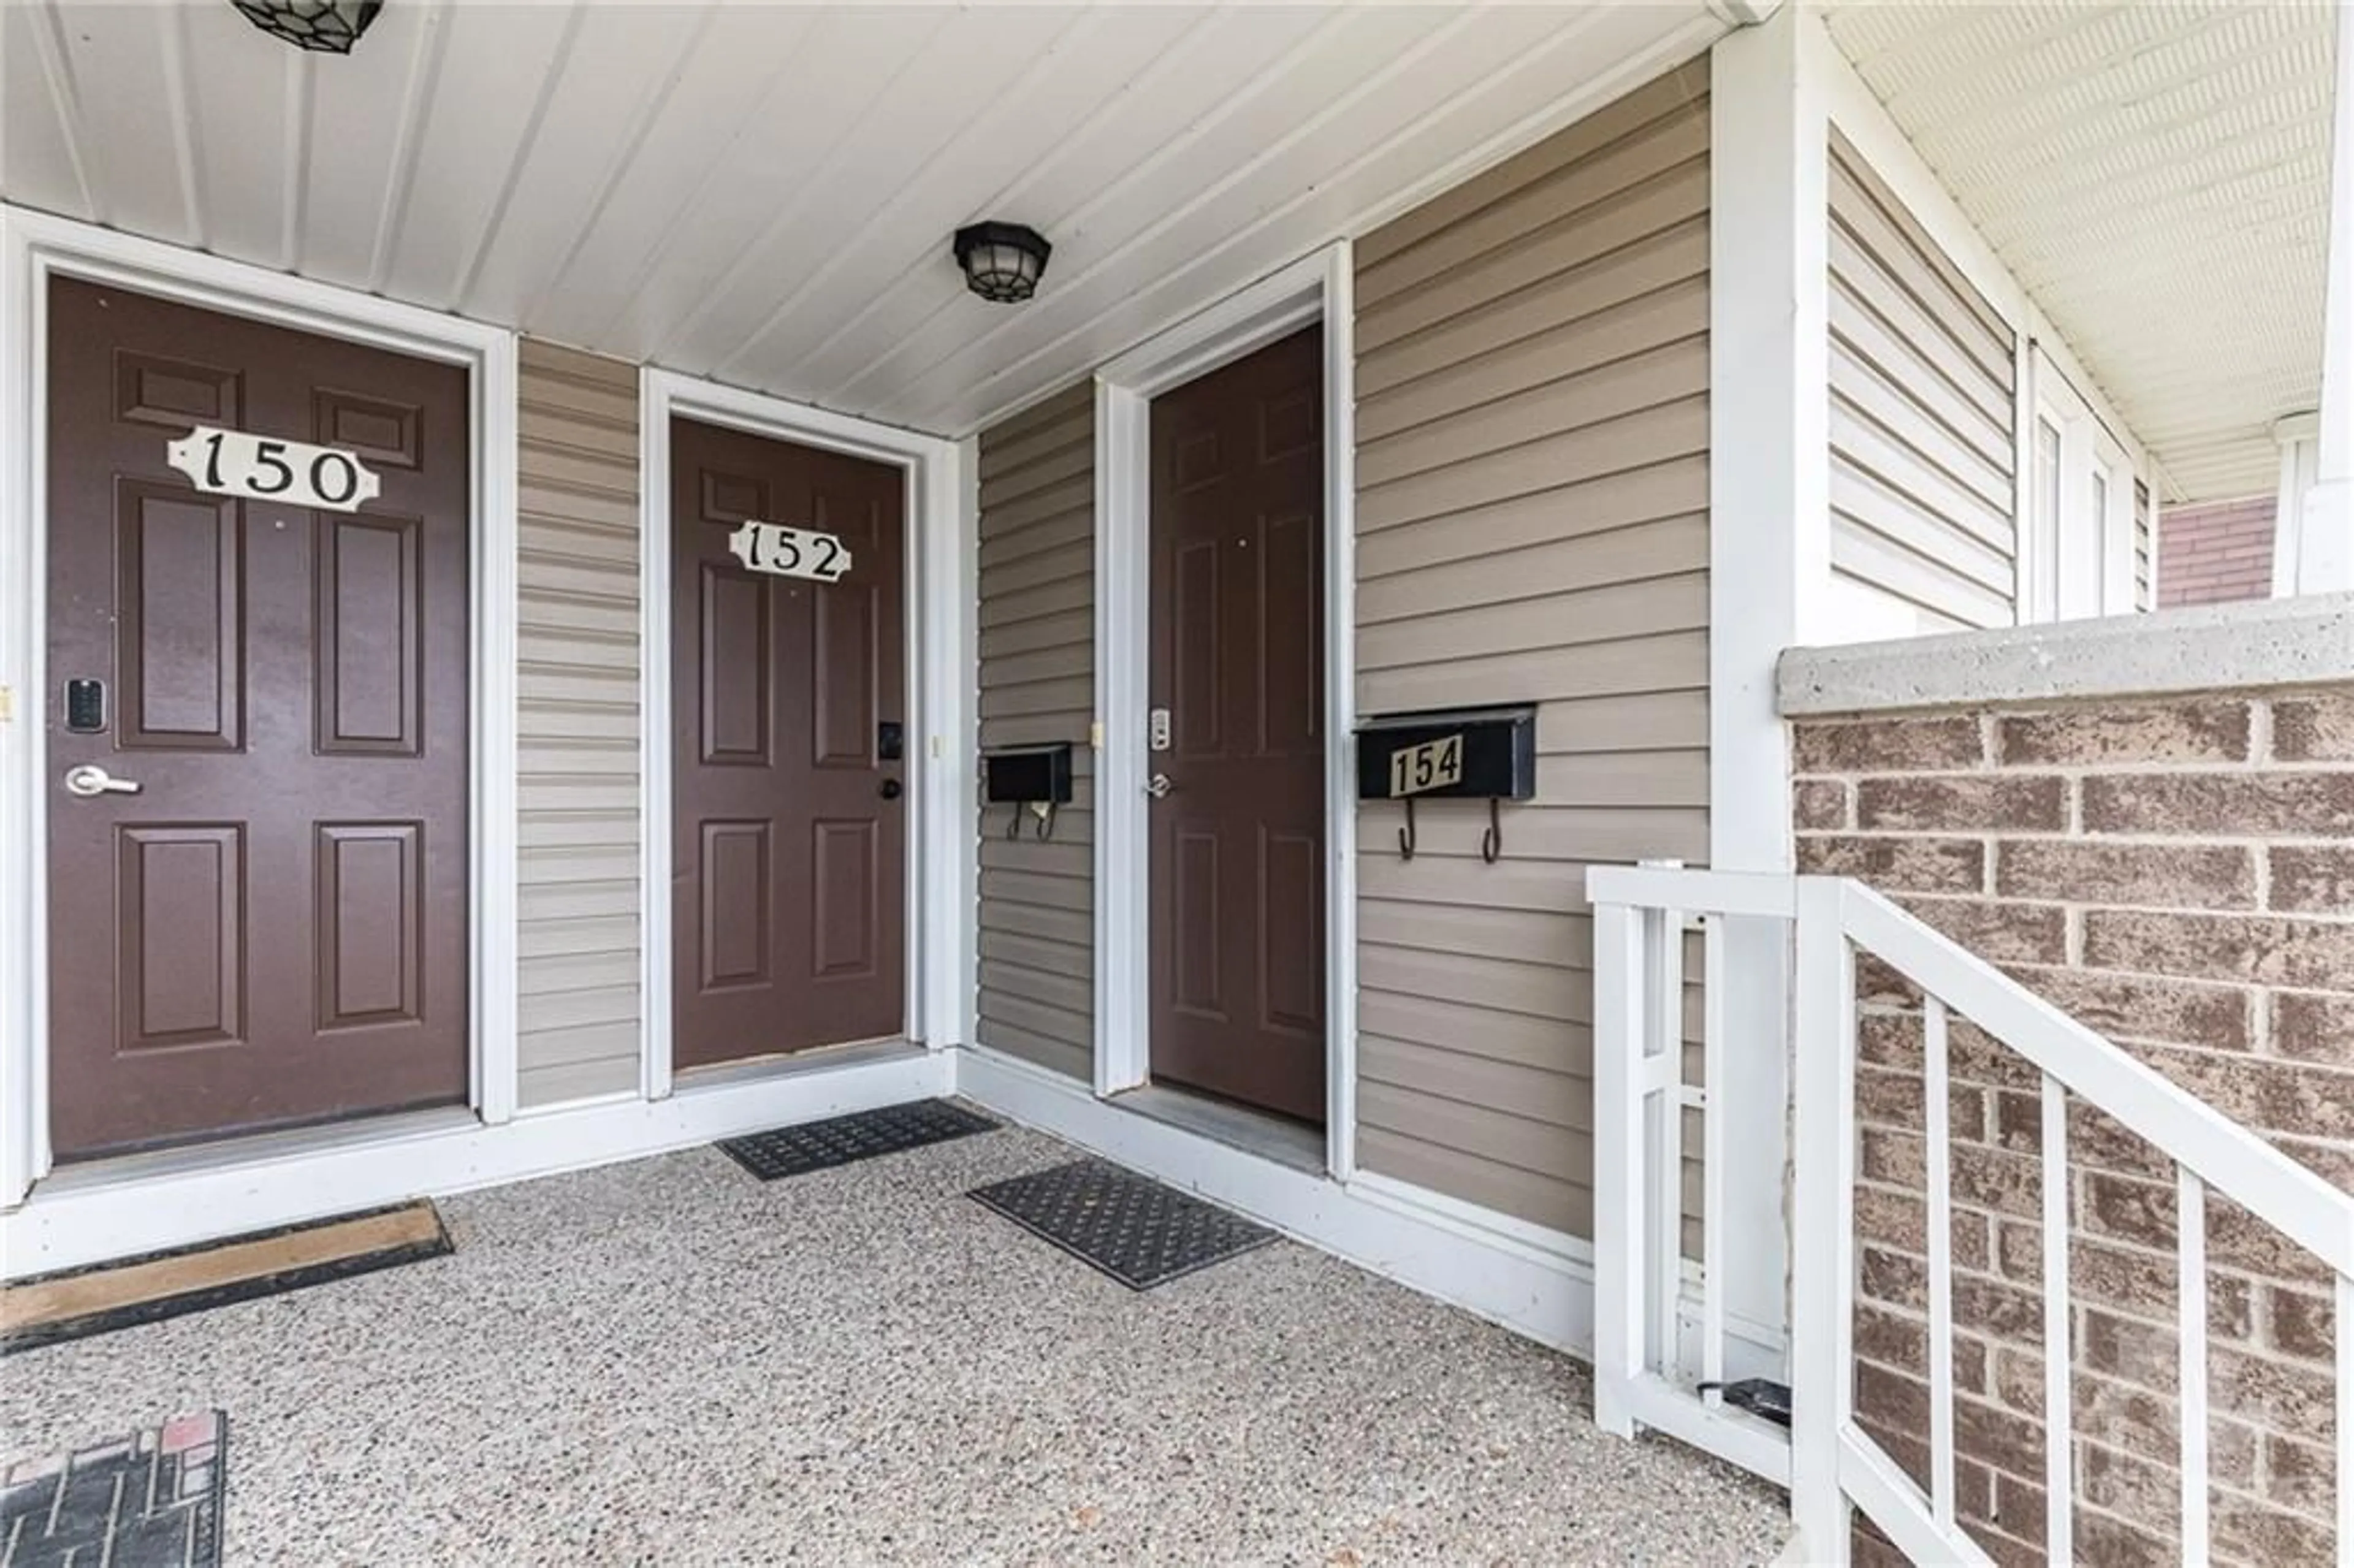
{"left": 1148, "top": 707, "right": 1171, "bottom": 752}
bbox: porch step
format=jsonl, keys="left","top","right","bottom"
{"left": 1, "top": 1203, "right": 449, "bottom": 1355}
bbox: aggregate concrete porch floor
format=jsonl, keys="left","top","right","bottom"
{"left": 1, "top": 1117, "right": 1786, "bottom": 1565}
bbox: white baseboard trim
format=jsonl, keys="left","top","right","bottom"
{"left": 956, "top": 1046, "right": 1599, "bottom": 1357}
{"left": 1, "top": 1046, "right": 950, "bottom": 1278}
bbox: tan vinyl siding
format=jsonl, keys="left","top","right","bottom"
{"left": 1827, "top": 129, "right": 2019, "bottom": 634}
{"left": 975, "top": 384, "right": 1094, "bottom": 1081}
{"left": 1352, "top": 63, "right": 1709, "bottom": 1241}
{"left": 516, "top": 340, "right": 641, "bottom": 1107}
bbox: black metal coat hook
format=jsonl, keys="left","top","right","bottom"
{"left": 1398, "top": 796, "right": 1418, "bottom": 861}
{"left": 1480, "top": 796, "right": 1503, "bottom": 864}
{"left": 1007, "top": 801, "right": 1060, "bottom": 841}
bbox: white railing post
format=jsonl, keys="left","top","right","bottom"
{"left": 1924, "top": 998, "right": 1957, "bottom": 1529}
{"left": 2041, "top": 1073, "right": 2074, "bottom": 1567}
{"left": 1791, "top": 875, "right": 1856, "bottom": 1564}
{"left": 1648, "top": 895, "right": 1686, "bottom": 1383}
{"left": 1701, "top": 913, "right": 1730, "bottom": 1404}
{"left": 2179, "top": 1168, "right": 2209, "bottom": 1567}
{"left": 2336, "top": 1273, "right": 2352, "bottom": 1566}
{"left": 1593, "top": 895, "right": 1646, "bottom": 1439}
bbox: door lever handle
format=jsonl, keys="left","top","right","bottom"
{"left": 1145, "top": 773, "right": 1172, "bottom": 799}
{"left": 64, "top": 764, "right": 141, "bottom": 797}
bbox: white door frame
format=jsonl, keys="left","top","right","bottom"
{"left": 0, "top": 202, "right": 521, "bottom": 1206}
{"left": 636, "top": 369, "right": 973, "bottom": 1100}
{"left": 1090, "top": 243, "right": 1360, "bottom": 1180}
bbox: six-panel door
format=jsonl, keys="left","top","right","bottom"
{"left": 1146, "top": 324, "right": 1328, "bottom": 1125}
{"left": 44, "top": 278, "right": 472, "bottom": 1159}
{"left": 669, "top": 417, "right": 908, "bottom": 1068}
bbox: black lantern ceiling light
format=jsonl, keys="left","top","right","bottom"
{"left": 953, "top": 223, "right": 1052, "bottom": 304}
{"left": 231, "top": 0, "right": 384, "bottom": 53}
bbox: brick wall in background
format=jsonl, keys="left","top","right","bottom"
{"left": 2157, "top": 496, "right": 2276, "bottom": 609}
{"left": 1791, "top": 688, "right": 2354, "bottom": 1567}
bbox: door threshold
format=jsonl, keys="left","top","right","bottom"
{"left": 1109, "top": 1084, "right": 1327, "bottom": 1176}
{"left": 673, "top": 1037, "right": 925, "bottom": 1095}
{"left": 29, "top": 1106, "right": 481, "bottom": 1200}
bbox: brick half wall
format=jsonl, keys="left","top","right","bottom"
{"left": 1791, "top": 688, "right": 2354, "bottom": 1566}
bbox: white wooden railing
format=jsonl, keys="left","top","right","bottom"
{"left": 1587, "top": 866, "right": 2354, "bottom": 1567}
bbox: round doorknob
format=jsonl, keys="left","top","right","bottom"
{"left": 878, "top": 778, "right": 902, "bottom": 801}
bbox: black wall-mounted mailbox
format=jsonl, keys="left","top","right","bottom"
{"left": 1355, "top": 704, "right": 1536, "bottom": 802}
{"left": 1355, "top": 704, "right": 1536, "bottom": 864}
{"left": 983, "top": 744, "right": 1074, "bottom": 806}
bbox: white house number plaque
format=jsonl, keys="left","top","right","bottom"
{"left": 165, "top": 426, "right": 383, "bottom": 514}
{"left": 727, "top": 520, "right": 853, "bottom": 584}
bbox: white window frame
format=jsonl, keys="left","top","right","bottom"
{"left": 634, "top": 370, "right": 973, "bottom": 1102}
{"left": 1089, "top": 243, "right": 1360, "bottom": 1181}
{"left": 0, "top": 202, "right": 521, "bottom": 1206}
{"left": 2024, "top": 346, "right": 2137, "bottom": 625}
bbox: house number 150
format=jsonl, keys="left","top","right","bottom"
{"left": 165, "top": 425, "right": 384, "bottom": 514}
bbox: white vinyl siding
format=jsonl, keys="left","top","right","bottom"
{"left": 1350, "top": 64, "right": 1710, "bottom": 1241}
{"left": 974, "top": 384, "right": 1094, "bottom": 1081}
{"left": 1828, "top": 129, "right": 2019, "bottom": 634}
{"left": 516, "top": 340, "right": 641, "bottom": 1108}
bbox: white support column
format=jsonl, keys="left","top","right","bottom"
{"left": 1707, "top": 1, "right": 1832, "bottom": 1374}
{"left": 2286, "top": 0, "right": 2354, "bottom": 596}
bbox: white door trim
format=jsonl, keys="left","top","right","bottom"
{"left": 636, "top": 369, "right": 972, "bottom": 1100}
{"left": 1089, "top": 243, "right": 1360, "bottom": 1180}
{"left": 0, "top": 202, "right": 520, "bottom": 1208}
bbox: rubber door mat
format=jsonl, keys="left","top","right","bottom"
{"left": 716, "top": 1098, "right": 999, "bottom": 1181}
{"left": 2, "top": 1203, "right": 450, "bottom": 1355}
{"left": 1, "top": 1411, "right": 227, "bottom": 1567}
{"left": 968, "top": 1157, "right": 1278, "bottom": 1290}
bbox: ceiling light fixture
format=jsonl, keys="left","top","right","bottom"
{"left": 953, "top": 223, "right": 1052, "bottom": 305}
{"left": 230, "top": 0, "right": 384, "bottom": 54}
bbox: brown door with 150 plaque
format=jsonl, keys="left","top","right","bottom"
{"left": 1147, "top": 324, "right": 1327, "bottom": 1125}
{"left": 44, "top": 277, "right": 472, "bottom": 1160}
{"left": 670, "top": 417, "right": 907, "bottom": 1068}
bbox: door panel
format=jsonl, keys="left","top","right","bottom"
{"left": 116, "top": 484, "right": 243, "bottom": 750}
{"left": 1147, "top": 324, "right": 1327, "bottom": 1125}
{"left": 47, "top": 277, "right": 471, "bottom": 1159}
{"left": 314, "top": 823, "right": 424, "bottom": 1029}
{"left": 671, "top": 417, "right": 907, "bottom": 1067}
{"left": 116, "top": 824, "right": 245, "bottom": 1050}
{"left": 314, "top": 514, "right": 424, "bottom": 755}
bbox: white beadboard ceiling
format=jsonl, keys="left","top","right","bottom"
{"left": 1821, "top": 1, "right": 2340, "bottom": 504}
{"left": 2, "top": 0, "right": 1725, "bottom": 438}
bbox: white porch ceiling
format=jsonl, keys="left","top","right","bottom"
{"left": 1820, "top": 0, "right": 2341, "bottom": 504}
{"left": 2, "top": 1, "right": 1725, "bottom": 438}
